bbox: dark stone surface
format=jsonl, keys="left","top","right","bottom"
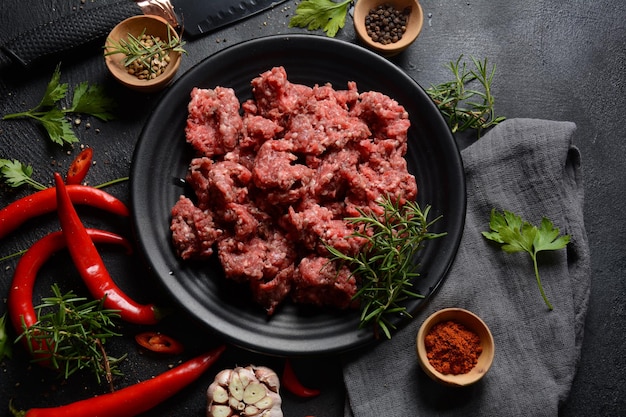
{"left": 0, "top": 0, "right": 624, "bottom": 415}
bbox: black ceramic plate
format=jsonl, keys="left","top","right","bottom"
{"left": 130, "top": 34, "right": 466, "bottom": 356}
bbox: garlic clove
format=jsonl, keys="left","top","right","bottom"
{"left": 212, "top": 385, "right": 229, "bottom": 404}
{"left": 255, "top": 366, "right": 280, "bottom": 392}
{"left": 243, "top": 405, "right": 260, "bottom": 416}
{"left": 207, "top": 365, "right": 283, "bottom": 417}
{"left": 209, "top": 404, "right": 233, "bottom": 417}
{"left": 228, "top": 372, "right": 245, "bottom": 401}
{"left": 243, "top": 382, "right": 267, "bottom": 404}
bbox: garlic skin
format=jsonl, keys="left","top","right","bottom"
{"left": 207, "top": 365, "right": 283, "bottom": 417}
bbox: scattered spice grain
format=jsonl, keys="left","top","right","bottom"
{"left": 126, "top": 33, "right": 172, "bottom": 80}
{"left": 365, "top": 4, "right": 411, "bottom": 45}
{"left": 425, "top": 320, "right": 482, "bottom": 375}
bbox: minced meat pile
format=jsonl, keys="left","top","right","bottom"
{"left": 170, "top": 66, "right": 417, "bottom": 315}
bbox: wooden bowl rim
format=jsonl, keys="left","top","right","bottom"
{"left": 353, "top": 0, "right": 424, "bottom": 56}
{"left": 416, "top": 308, "right": 495, "bottom": 387}
{"left": 103, "top": 15, "right": 181, "bottom": 92}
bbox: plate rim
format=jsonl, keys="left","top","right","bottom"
{"left": 130, "top": 34, "right": 467, "bottom": 356}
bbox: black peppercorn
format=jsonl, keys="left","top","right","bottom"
{"left": 365, "top": 4, "right": 411, "bottom": 45}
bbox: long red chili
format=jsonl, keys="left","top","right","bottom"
{"left": 10, "top": 345, "right": 226, "bottom": 417}
{"left": 282, "top": 358, "right": 321, "bottom": 398}
{"left": 0, "top": 185, "right": 129, "bottom": 240}
{"left": 7, "top": 229, "right": 132, "bottom": 362}
{"left": 66, "top": 147, "right": 94, "bottom": 185}
{"left": 53, "top": 173, "right": 162, "bottom": 325}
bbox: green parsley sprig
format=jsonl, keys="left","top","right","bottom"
{"left": 426, "top": 55, "right": 506, "bottom": 137}
{"left": 289, "top": 0, "right": 352, "bottom": 37}
{"left": 2, "top": 64, "right": 115, "bottom": 146}
{"left": 16, "top": 284, "right": 126, "bottom": 386}
{"left": 0, "top": 158, "right": 128, "bottom": 192}
{"left": 482, "top": 209, "right": 571, "bottom": 310}
{"left": 326, "top": 197, "right": 446, "bottom": 339}
{"left": 0, "top": 159, "right": 46, "bottom": 190}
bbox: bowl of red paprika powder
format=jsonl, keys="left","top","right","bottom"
{"left": 416, "top": 308, "right": 495, "bottom": 387}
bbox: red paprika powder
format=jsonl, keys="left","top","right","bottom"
{"left": 425, "top": 320, "right": 482, "bottom": 375}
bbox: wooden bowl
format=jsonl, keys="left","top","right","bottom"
{"left": 104, "top": 15, "right": 182, "bottom": 93}
{"left": 353, "top": 0, "right": 424, "bottom": 57}
{"left": 416, "top": 308, "right": 495, "bottom": 387}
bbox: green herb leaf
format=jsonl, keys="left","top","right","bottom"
{"left": 0, "top": 159, "right": 46, "bottom": 190}
{"left": 69, "top": 82, "right": 116, "bottom": 121}
{"left": 289, "top": 0, "right": 352, "bottom": 37}
{"left": 0, "top": 313, "right": 12, "bottom": 361}
{"left": 426, "top": 55, "right": 506, "bottom": 138}
{"left": 16, "top": 284, "right": 125, "bottom": 385}
{"left": 325, "top": 196, "right": 446, "bottom": 338}
{"left": 2, "top": 64, "right": 115, "bottom": 146}
{"left": 39, "top": 64, "right": 69, "bottom": 108}
{"left": 38, "top": 107, "right": 79, "bottom": 145}
{"left": 482, "top": 209, "right": 571, "bottom": 310}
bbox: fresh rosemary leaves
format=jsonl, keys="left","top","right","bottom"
{"left": 326, "top": 197, "right": 446, "bottom": 339}
{"left": 426, "top": 55, "right": 506, "bottom": 137}
{"left": 17, "top": 284, "right": 125, "bottom": 385}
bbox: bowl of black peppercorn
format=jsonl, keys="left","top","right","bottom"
{"left": 353, "top": 0, "right": 424, "bottom": 57}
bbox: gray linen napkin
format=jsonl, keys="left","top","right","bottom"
{"left": 343, "top": 118, "right": 590, "bottom": 417}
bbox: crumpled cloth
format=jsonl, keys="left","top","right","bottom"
{"left": 343, "top": 118, "right": 590, "bottom": 417}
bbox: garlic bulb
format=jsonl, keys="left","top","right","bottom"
{"left": 207, "top": 365, "right": 283, "bottom": 417}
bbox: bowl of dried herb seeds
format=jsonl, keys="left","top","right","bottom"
{"left": 104, "top": 15, "right": 185, "bottom": 93}
{"left": 353, "top": 0, "right": 423, "bottom": 57}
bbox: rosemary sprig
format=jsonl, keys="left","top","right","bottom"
{"left": 16, "top": 284, "right": 126, "bottom": 387}
{"left": 0, "top": 313, "right": 12, "bottom": 361}
{"left": 326, "top": 197, "right": 446, "bottom": 339}
{"left": 426, "top": 55, "right": 506, "bottom": 137}
{"left": 105, "top": 25, "right": 186, "bottom": 75}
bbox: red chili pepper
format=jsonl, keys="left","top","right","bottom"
{"left": 281, "top": 358, "right": 321, "bottom": 398}
{"left": 7, "top": 229, "right": 131, "bottom": 362}
{"left": 53, "top": 173, "right": 162, "bottom": 325}
{"left": 66, "top": 147, "right": 94, "bottom": 185}
{"left": 135, "top": 331, "right": 184, "bottom": 355}
{"left": 0, "top": 185, "right": 129, "bottom": 240}
{"left": 9, "top": 345, "right": 226, "bottom": 417}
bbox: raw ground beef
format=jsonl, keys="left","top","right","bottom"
{"left": 171, "top": 66, "right": 417, "bottom": 314}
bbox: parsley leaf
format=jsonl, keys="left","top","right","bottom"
{"left": 0, "top": 159, "right": 47, "bottom": 190}
{"left": 2, "top": 64, "right": 115, "bottom": 146}
{"left": 289, "top": 0, "right": 352, "bottom": 37}
{"left": 69, "top": 82, "right": 115, "bottom": 121}
{"left": 482, "top": 209, "right": 571, "bottom": 310}
{"left": 39, "top": 107, "right": 79, "bottom": 145}
{"left": 39, "top": 65, "right": 69, "bottom": 108}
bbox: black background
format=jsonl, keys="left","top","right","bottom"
{"left": 1, "top": 1, "right": 624, "bottom": 416}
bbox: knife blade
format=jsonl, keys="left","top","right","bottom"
{"left": 0, "top": 0, "right": 287, "bottom": 69}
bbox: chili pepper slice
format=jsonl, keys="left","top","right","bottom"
{"left": 9, "top": 345, "right": 226, "bottom": 417}
{"left": 7, "top": 229, "right": 131, "bottom": 362}
{"left": 66, "top": 147, "right": 94, "bottom": 185}
{"left": 53, "top": 173, "right": 162, "bottom": 325}
{"left": 281, "top": 358, "right": 321, "bottom": 398}
{"left": 0, "top": 185, "right": 129, "bottom": 240}
{"left": 135, "top": 331, "right": 184, "bottom": 355}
